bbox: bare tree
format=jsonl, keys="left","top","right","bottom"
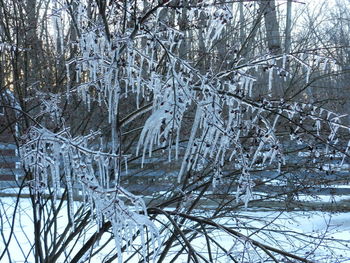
{"left": 1, "top": 1, "right": 350, "bottom": 262}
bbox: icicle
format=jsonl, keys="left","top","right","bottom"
{"left": 244, "top": 77, "right": 250, "bottom": 96}
{"left": 282, "top": 54, "right": 287, "bottom": 69}
{"left": 316, "top": 119, "right": 321, "bottom": 136}
{"left": 175, "top": 121, "right": 181, "bottom": 160}
{"left": 306, "top": 66, "right": 311, "bottom": 83}
{"left": 248, "top": 79, "right": 253, "bottom": 97}
{"left": 268, "top": 67, "right": 273, "bottom": 93}
{"left": 323, "top": 59, "right": 328, "bottom": 71}
{"left": 250, "top": 141, "right": 264, "bottom": 167}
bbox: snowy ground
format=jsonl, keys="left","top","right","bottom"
{"left": 1, "top": 191, "right": 350, "bottom": 263}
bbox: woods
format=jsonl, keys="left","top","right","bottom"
{"left": 1, "top": 0, "right": 350, "bottom": 262}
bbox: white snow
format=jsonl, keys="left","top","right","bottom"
{"left": 1, "top": 192, "right": 350, "bottom": 262}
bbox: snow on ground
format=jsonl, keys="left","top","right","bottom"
{"left": 1, "top": 193, "right": 350, "bottom": 263}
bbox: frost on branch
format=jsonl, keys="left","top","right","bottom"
{"left": 60, "top": 0, "right": 348, "bottom": 209}
{"left": 20, "top": 127, "right": 159, "bottom": 262}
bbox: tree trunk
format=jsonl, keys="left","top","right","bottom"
{"left": 259, "top": 0, "right": 281, "bottom": 54}
{"left": 178, "top": 0, "right": 188, "bottom": 60}
{"left": 285, "top": 0, "right": 292, "bottom": 54}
